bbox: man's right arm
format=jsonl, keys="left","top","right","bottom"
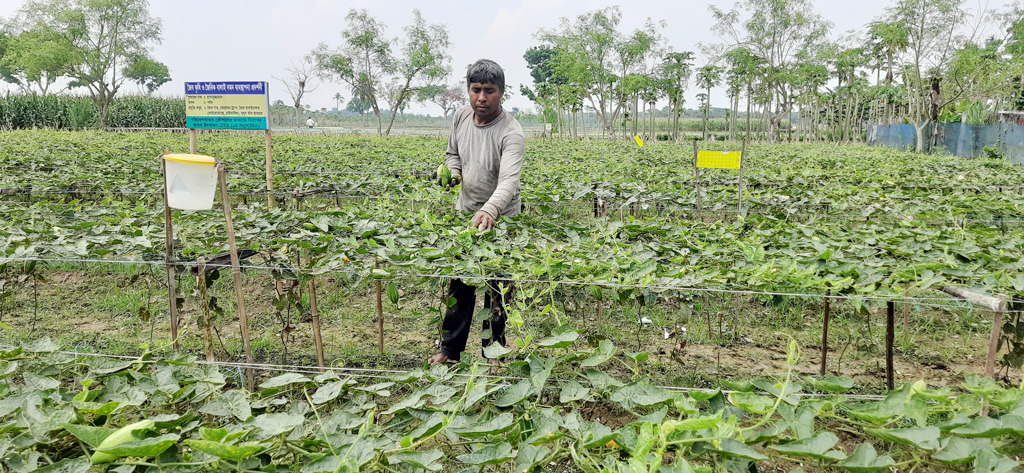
{"left": 445, "top": 110, "right": 462, "bottom": 177}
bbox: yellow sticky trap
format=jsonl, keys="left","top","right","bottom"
{"left": 634, "top": 135, "right": 644, "bottom": 147}
{"left": 696, "top": 150, "right": 742, "bottom": 169}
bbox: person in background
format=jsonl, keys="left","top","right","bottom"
{"left": 428, "top": 59, "right": 525, "bottom": 365}
{"left": 306, "top": 117, "right": 316, "bottom": 128}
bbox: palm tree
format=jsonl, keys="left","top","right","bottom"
{"left": 868, "top": 21, "right": 909, "bottom": 86}
{"left": 333, "top": 93, "right": 343, "bottom": 111}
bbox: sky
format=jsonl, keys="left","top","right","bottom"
{"left": 0, "top": 0, "right": 1018, "bottom": 115}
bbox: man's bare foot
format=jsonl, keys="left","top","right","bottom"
{"left": 427, "top": 352, "right": 449, "bottom": 365}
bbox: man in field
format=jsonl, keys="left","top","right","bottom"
{"left": 428, "top": 59, "right": 525, "bottom": 365}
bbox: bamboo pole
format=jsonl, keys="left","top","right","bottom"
{"left": 265, "top": 130, "right": 274, "bottom": 208}
{"left": 197, "top": 257, "right": 214, "bottom": 362}
{"left": 160, "top": 155, "right": 180, "bottom": 350}
{"left": 217, "top": 163, "right": 255, "bottom": 390}
{"left": 307, "top": 253, "right": 325, "bottom": 372}
{"left": 188, "top": 129, "right": 197, "bottom": 155}
{"left": 886, "top": 300, "right": 895, "bottom": 391}
{"left": 738, "top": 139, "right": 746, "bottom": 215}
{"left": 376, "top": 261, "right": 384, "bottom": 355}
{"left": 821, "top": 292, "right": 830, "bottom": 375}
{"left": 693, "top": 140, "right": 702, "bottom": 221}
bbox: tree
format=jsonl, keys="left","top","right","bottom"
{"left": 710, "top": 0, "right": 831, "bottom": 142}
{"left": 312, "top": 9, "right": 393, "bottom": 136}
{"left": 382, "top": 10, "right": 450, "bottom": 136}
{"left": 695, "top": 65, "right": 723, "bottom": 140}
{"left": 333, "top": 92, "right": 343, "bottom": 111}
{"left": 0, "top": 27, "right": 74, "bottom": 94}
{"left": 17, "top": 0, "right": 163, "bottom": 125}
{"left": 123, "top": 56, "right": 169, "bottom": 95}
{"left": 275, "top": 58, "right": 319, "bottom": 126}
{"left": 422, "top": 84, "right": 466, "bottom": 118}
{"left": 868, "top": 20, "right": 910, "bottom": 86}
{"left": 660, "top": 51, "right": 694, "bottom": 141}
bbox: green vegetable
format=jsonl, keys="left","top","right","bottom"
{"left": 90, "top": 419, "right": 155, "bottom": 464}
{"left": 437, "top": 163, "right": 452, "bottom": 187}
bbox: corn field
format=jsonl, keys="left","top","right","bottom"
{"left": 0, "top": 95, "right": 186, "bottom": 130}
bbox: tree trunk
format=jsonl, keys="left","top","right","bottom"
{"left": 745, "top": 83, "right": 752, "bottom": 143}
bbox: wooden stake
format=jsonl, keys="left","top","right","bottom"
{"left": 376, "top": 262, "right": 384, "bottom": 355}
{"left": 188, "top": 129, "right": 197, "bottom": 154}
{"left": 985, "top": 295, "right": 1009, "bottom": 378}
{"left": 886, "top": 300, "right": 895, "bottom": 391}
{"left": 821, "top": 292, "right": 830, "bottom": 375}
{"left": 218, "top": 163, "right": 255, "bottom": 390}
{"left": 903, "top": 282, "right": 910, "bottom": 336}
{"left": 738, "top": 139, "right": 746, "bottom": 215}
{"left": 307, "top": 253, "right": 325, "bottom": 372}
{"left": 197, "top": 257, "right": 214, "bottom": 362}
{"left": 160, "top": 156, "right": 180, "bottom": 350}
{"left": 265, "top": 130, "right": 274, "bottom": 208}
{"left": 693, "top": 140, "right": 702, "bottom": 221}
{"left": 597, "top": 299, "right": 603, "bottom": 335}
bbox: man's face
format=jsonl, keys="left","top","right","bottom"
{"left": 468, "top": 82, "right": 502, "bottom": 120}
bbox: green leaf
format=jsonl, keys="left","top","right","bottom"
{"left": 950, "top": 416, "right": 1014, "bottom": 438}
{"left": 390, "top": 449, "right": 444, "bottom": 471}
{"left": 482, "top": 343, "right": 511, "bottom": 359}
{"left": 974, "top": 448, "right": 1020, "bottom": 473}
{"left": 624, "top": 351, "right": 649, "bottom": 364}
{"left": 932, "top": 437, "right": 990, "bottom": 464}
{"left": 63, "top": 423, "right": 116, "bottom": 448}
{"left": 663, "top": 414, "right": 721, "bottom": 433}
{"left": 199, "top": 390, "right": 252, "bottom": 421}
{"left": 581, "top": 339, "right": 616, "bottom": 367}
{"left": 770, "top": 432, "right": 844, "bottom": 461}
{"left": 559, "top": 381, "right": 590, "bottom": 403}
{"left": 95, "top": 433, "right": 179, "bottom": 458}
{"left": 456, "top": 442, "right": 515, "bottom": 465}
{"left": 689, "top": 389, "right": 720, "bottom": 402}
{"left": 866, "top": 426, "right": 940, "bottom": 450}
{"left": 250, "top": 413, "right": 305, "bottom": 438}
{"left": 185, "top": 439, "right": 263, "bottom": 460}
{"left": 611, "top": 383, "right": 674, "bottom": 408}
{"left": 494, "top": 380, "right": 534, "bottom": 407}
{"left": 537, "top": 325, "right": 579, "bottom": 348}
{"left": 581, "top": 422, "right": 619, "bottom": 449}
{"left": 728, "top": 392, "right": 775, "bottom": 414}
{"left": 713, "top": 438, "right": 768, "bottom": 460}
{"left": 452, "top": 413, "right": 515, "bottom": 437}
{"left": 312, "top": 380, "right": 352, "bottom": 405}
{"left": 515, "top": 444, "right": 551, "bottom": 473}
{"left": 32, "top": 458, "right": 90, "bottom": 473}
{"left": 259, "top": 372, "right": 311, "bottom": 389}
{"left": 720, "top": 379, "right": 756, "bottom": 392}
{"left": 584, "top": 369, "right": 625, "bottom": 392}
{"left": 198, "top": 427, "right": 228, "bottom": 442}
{"left": 86, "top": 357, "right": 137, "bottom": 375}
{"left": 837, "top": 443, "right": 895, "bottom": 472}
{"left": 806, "top": 376, "right": 855, "bottom": 393}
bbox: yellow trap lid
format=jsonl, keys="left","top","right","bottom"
{"left": 164, "top": 153, "right": 216, "bottom": 165}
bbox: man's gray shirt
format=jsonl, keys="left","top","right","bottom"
{"left": 445, "top": 105, "right": 525, "bottom": 219}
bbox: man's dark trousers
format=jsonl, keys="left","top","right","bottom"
{"left": 438, "top": 278, "right": 513, "bottom": 359}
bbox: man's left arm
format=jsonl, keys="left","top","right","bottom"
{"left": 477, "top": 132, "right": 525, "bottom": 224}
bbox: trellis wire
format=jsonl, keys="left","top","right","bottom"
{"left": 0, "top": 256, "right": 998, "bottom": 308}
{"left": 0, "top": 344, "right": 886, "bottom": 401}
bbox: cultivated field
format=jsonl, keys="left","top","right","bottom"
{"left": 1, "top": 130, "right": 1023, "bottom": 471}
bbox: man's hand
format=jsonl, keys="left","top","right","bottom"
{"left": 437, "top": 172, "right": 461, "bottom": 191}
{"left": 446, "top": 173, "right": 461, "bottom": 191}
{"left": 470, "top": 210, "right": 495, "bottom": 231}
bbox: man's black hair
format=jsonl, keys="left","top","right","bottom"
{"left": 466, "top": 59, "right": 505, "bottom": 92}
